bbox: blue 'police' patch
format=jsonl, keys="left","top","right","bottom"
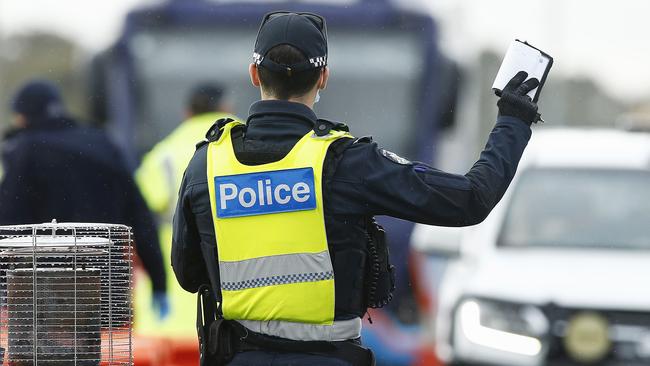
{"left": 215, "top": 168, "right": 317, "bottom": 218}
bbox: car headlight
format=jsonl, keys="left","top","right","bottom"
{"left": 457, "top": 298, "right": 548, "bottom": 357}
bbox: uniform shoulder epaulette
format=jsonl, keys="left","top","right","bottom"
{"left": 314, "top": 118, "right": 349, "bottom": 136}
{"left": 353, "top": 136, "right": 373, "bottom": 144}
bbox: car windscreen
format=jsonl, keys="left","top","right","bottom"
{"left": 498, "top": 168, "right": 650, "bottom": 249}
{"left": 128, "top": 28, "right": 424, "bottom": 157}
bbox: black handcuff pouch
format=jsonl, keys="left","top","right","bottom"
{"left": 197, "top": 285, "right": 237, "bottom": 366}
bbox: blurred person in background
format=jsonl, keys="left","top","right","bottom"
{"left": 137, "top": 82, "right": 236, "bottom": 223}
{"left": 133, "top": 82, "right": 237, "bottom": 336}
{"left": 172, "top": 11, "right": 542, "bottom": 366}
{"left": 0, "top": 79, "right": 169, "bottom": 320}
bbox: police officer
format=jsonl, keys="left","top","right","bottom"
{"left": 137, "top": 83, "right": 236, "bottom": 223}
{"left": 172, "top": 11, "right": 541, "bottom": 366}
{"left": 0, "top": 79, "right": 169, "bottom": 319}
{"left": 134, "top": 83, "right": 238, "bottom": 336}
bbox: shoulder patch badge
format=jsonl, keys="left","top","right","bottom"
{"left": 380, "top": 149, "right": 411, "bottom": 165}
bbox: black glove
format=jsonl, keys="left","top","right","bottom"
{"left": 497, "top": 71, "right": 540, "bottom": 126}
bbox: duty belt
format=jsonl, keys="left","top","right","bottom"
{"left": 197, "top": 285, "right": 375, "bottom": 366}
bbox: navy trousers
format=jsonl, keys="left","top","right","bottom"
{"left": 227, "top": 351, "right": 353, "bottom": 365}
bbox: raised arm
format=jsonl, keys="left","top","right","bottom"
{"left": 328, "top": 72, "right": 540, "bottom": 226}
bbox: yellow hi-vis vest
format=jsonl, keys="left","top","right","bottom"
{"left": 207, "top": 121, "right": 352, "bottom": 327}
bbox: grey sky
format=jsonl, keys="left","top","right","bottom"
{"left": 1, "top": 0, "right": 649, "bottom": 101}
{"left": 429, "top": 0, "right": 650, "bottom": 101}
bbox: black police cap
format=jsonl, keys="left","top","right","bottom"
{"left": 253, "top": 12, "right": 328, "bottom": 75}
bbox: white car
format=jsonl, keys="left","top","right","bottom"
{"left": 411, "top": 128, "right": 650, "bottom": 366}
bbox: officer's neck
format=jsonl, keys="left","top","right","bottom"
{"left": 261, "top": 92, "right": 316, "bottom": 110}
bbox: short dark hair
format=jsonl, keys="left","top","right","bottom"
{"left": 187, "top": 83, "right": 225, "bottom": 116}
{"left": 257, "top": 44, "right": 322, "bottom": 100}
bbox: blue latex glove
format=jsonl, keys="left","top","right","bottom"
{"left": 152, "top": 291, "right": 170, "bottom": 321}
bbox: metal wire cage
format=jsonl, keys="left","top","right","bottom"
{"left": 0, "top": 222, "right": 133, "bottom": 365}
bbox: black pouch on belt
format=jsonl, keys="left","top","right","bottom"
{"left": 197, "top": 285, "right": 237, "bottom": 366}
{"left": 364, "top": 218, "right": 396, "bottom": 309}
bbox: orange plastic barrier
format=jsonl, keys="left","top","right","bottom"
{"left": 167, "top": 338, "right": 200, "bottom": 366}
{"left": 133, "top": 337, "right": 171, "bottom": 366}
{"left": 132, "top": 336, "right": 198, "bottom": 366}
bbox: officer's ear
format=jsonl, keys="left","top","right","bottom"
{"left": 249, "top": 63, "right": 261, "bottom": 88}
{"left": 318, "top": 67, "right": 329, "bottom": 90}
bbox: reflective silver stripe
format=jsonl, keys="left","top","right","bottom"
{"left": 219, "top": 250, "right": 333, "bottom": 291}
{"left": 237, "top": 318, "right": 362, "bottom": 342}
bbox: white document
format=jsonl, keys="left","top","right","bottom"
{"left": 492, "top": 40, "right": 553, "bottom": 102}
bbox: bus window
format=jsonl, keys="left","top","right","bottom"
{"left": 128, "top": 28, "right": 424, "bottom": 156}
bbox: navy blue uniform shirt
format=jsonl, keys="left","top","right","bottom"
{"left": 0, "top": 117, "right": 167, "bottom": 292}
{"left": 172, "top": 100, "right": 531, "bottom": 313}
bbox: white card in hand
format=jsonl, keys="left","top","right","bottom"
{"left": 492, "top": 40, "right": 553, "bottom": 102}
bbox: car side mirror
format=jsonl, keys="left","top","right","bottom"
{"left": 411, "top": 224, "right": 463, "bottom": 257}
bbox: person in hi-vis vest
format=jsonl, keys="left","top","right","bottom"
{"left": 134, "top": 84, "right": 237, "bottom": 337}
{"left": 172, "top": 11, "right": 543, "bottom": 366}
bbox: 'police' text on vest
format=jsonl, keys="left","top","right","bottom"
{"left": 214, "top": 168, "right": 317, "bottom": 218}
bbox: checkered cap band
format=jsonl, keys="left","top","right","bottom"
{"left": 253, "top": 52, "right": 326, "bottom": 69}
{"left": 310, "top": 56, "right": 327, "bottom": 67}
{"left": 253, "top": 52, "right": 264, "bottom": 65}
